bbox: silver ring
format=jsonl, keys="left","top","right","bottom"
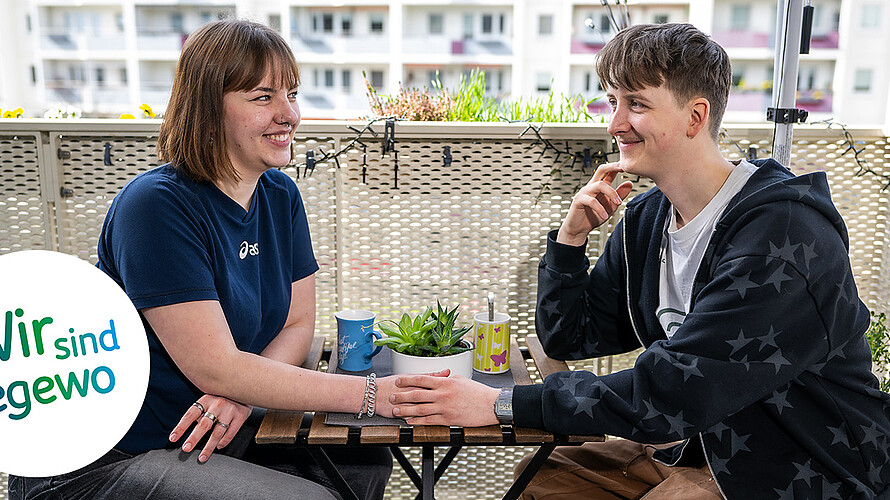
{"left": 203, "top": 412, "right": 217, "bottom": 423}
{"left": 192, "top": 401, "right": 205, "bottom": 413}
{"left": 217, "top": 421, "right": 230, "bottom": 429}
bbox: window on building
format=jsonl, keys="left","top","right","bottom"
{"left": 324, "top": 69, "right": 334, "bottom": 88}
{"left": 429, "top": 70, "right": 439, "bottom": 87}
{"left": 26, "top": 14, "right": 32, "bottom": 32}
{"left": 482, "top": 14, "right": 493, "bottom": 34}
{"left": 313, "top": 69, "right": 320, "bottom": 87}
{"left": 268, "top": 14, "right": 281, "bottom": 32}
{"left": 171, "top": 12, "right": 184, "bottom": 33}
{"left": 536, "top": 73, "right": 552, "bottom": 93}
{"left": 115, "top": 14, "right": 123, "bottom": 32}
{"left": 312, "top": 15, "right": 318, "bottom": 32}
{"left": 31, "top": 65, "right": 37, "bottom": 84}
{"left": 370, "top": 14, "right": 384, "bottom": 33}
{"left": 201, "top": 11, "right": 212, "bottom": 25}
{"left": 538, "top": 15, "right": 553, "bottom": 35}
{"left": 342, "top": 15, "right": 352, "bottom": 35}
{"left": 861, "top": 4, "right": 882, "bottom": 29}
{"left": 732, "top": 70, "right": 744, "bottom": 87}
{"left": 120, "top": 67, "right": 127, "bottom": 84}
{"left": 584, "top": 72, "right": 591, "bottom": 92}
{"left": 730, "top": 5, "right": 750, "bottom": 31}
{"left": 600, "top": 14, "right": 612, "bottom": 33}
{"left": 463, "top": 14, "right": 474, "bottom": 39}
{"left": 854, "top": 68, "right": 873, "bottom": 93}
{"left": 95, "top": 67, "right": 105, "bottom": 87}
{"left": 342, "top": 70, "right": 351, "bottom": 91}
{"left": 499, "top": 14, "right": 505, "bottom": 34}
{"left": 653, "top": 14, "right": 669, "bottom": 24}
{"left": 370, "top": 70, "right": 384, "bottom": 89}
{"left": 496, "top": 71, "right": 503, "bottom": 92}
{"left": 322, "top": 14, "right": 334, "bottom": 33}
{"left": 429, "top": 13, "right": 444, "bottom": 34}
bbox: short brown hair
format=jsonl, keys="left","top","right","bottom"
{"left": 596, "top": 23, "right": 731, "bottom": 140}
{"left": 158, "top": 19, "right": 300, "bottom": 183}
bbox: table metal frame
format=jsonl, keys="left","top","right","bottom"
{"left": 255, "top": 335, "right": 603, "bottom": 500}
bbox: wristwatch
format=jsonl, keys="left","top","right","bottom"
{"left": 494, "top": 387, "right": 514, "bottom": 425}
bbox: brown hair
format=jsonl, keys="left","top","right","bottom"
{"left": 596, "top": 23, "right": 731, "bottom": 140}
{"left": 157, "top": 19, "right": 300, "bottom": 183}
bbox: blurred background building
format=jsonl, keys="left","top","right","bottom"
{"left": 0, "top": 0, "right": 888, "bottom": 126}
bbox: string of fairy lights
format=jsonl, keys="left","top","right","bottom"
{"left": 289, "top": 117, "right": 886, "bottom": 192}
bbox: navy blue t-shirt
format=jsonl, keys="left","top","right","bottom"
{"left": 97, "top": 164, "right": 318, "bottom": 454}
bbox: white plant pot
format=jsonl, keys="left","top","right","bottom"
{"left": 389, "top": 340, "right": 474, "bottom": 379}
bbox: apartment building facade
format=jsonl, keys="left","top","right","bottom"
{"left": 1, "top": 0, "right": 888, "bottom": 126}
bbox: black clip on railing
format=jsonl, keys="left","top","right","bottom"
{"left": 766, "top": 107, "right": 809, "bottom": 124}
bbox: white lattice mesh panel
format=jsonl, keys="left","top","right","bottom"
{"left": 0, "top": 135, "right": 46, "bottom": 254}
{"left": 331, "top": 138, "right": 606, "bottom": 346}
{"left": 282, "top": 136, "right": 340, "bottom": 337}
{"left": 57, "top": 134, "right": 158, "bottom": 262}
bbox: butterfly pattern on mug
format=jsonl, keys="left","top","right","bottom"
{"left": 473, "top": 315, "right": 511, "bottom": 374}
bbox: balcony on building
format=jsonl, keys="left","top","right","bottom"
{"left": 38, "top": 5, "right": 126, "bottom": 54}
{"left": 42, "top": 59, "right": 129, "bottom": 113}
{"left": 403, "top": 64, "right": 511, "bottom": 98}
{"left": 290, "top": 6, "right": 390, "bottom": 62}
{"left": 298, "top": 64, "right": 386, "bottom": 119}
{"left": 402, "top": 7, "right": 512, "bottom": 59}
{"left": 139, "top": 60, "right": 176, "bottom": 112}
{"left": 711, "top": 0, "right": 840, "bottom": 50}
{"left": 570, "top": 4, "right": 688, "bottom": 54}
{"left": 135, "top": 5, "right": 235, "bottom": 53}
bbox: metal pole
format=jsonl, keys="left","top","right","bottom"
{"left": 771, "top": 0, "right": 805, "bottom": 167}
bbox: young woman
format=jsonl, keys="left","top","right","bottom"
{"left": 10, "top": 19, "right": 399, "bottom": 500}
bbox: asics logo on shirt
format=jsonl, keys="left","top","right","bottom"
{"left": 239, "top": 241, "right": 259, "bottom": 259}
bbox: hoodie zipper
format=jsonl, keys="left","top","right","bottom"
{"left": 624, "top": 206, "right": 727, "bottom": 499}
{"left": 701, "top": 435, "right": 729, "bottom": 499}
{"left": 622, "top": 211, "right": 646, "bottom": 348}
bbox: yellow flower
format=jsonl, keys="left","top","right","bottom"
{"left": 120, "top": 113, "right": 136, "bottom": 119}
{"left": 2, "top": 108, "right": 23, "bottom": 118}
{"left": 139, "top": 104, "right": 156, "bottom": 118}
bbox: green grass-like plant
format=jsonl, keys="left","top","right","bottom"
{"left": 866, "top": 312, "right": 890, "bottom": 393}
{"left": 374, "top": 301, "right": 473, "bottom": 357}
{"left": 364, "top": 68, "right": 603, "bottom": 123}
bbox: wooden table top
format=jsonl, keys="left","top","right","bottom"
{"left": 255, "top": 334, "right": 603, "bottom": 447}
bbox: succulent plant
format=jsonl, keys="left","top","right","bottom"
{"left": 375, "top": 301, "right": 473, "bottom": 357}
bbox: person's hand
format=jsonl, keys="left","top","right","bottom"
{"left": 375, "top": 370, "right": 449, "bottom": 418}
{"left": 388, "top": 372, "right": 501, "bottom": 427}
{"left": 169, "top": 394, "right": 251, "bottom": 463}
{"left": 557, "top": 162, "right": 634, "bottom": 246}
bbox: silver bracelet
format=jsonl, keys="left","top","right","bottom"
{"left": 366, "top": 373, "right": 377, "bottom": 417}
{"left": 357, "top": 372, "right": 378, "bottom": 419}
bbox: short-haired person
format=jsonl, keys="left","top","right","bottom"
{"left": 9, "top": 19, "right": 402, "bottom": 500}
{"left": 390, "top": 23, "right": 890, "bottom": 498}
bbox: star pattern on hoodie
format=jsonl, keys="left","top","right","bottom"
{"left": 767, "top": 237, "right": 801, "bottom": 264}
{"left": 793, "top": 460, "right": 819, "bottom": 487}
{"left": 664, "top": 410, "right": 693, "bottom": 436}
{"left": 764, "top": 349, "right": 792, "bottom": 373}
{"left": 765, "top": 387, "right": 793, "bottom": 414}
{"left": 726, "top": 271, "right": 758, "bottom": 299}
{"left": 827, "top": 423, "right": 851, "bottom": 448}
{"left": 820, "top": 477, "right": 842, "bottom": 500}
{"left": 763, "top": 262, "right": 794, "bottom": 293}
{"left": 755, "top": 326, "right": 781, "bottom": 351}
{"left": 726, "top": 330, "right": 754, "bottom": 356}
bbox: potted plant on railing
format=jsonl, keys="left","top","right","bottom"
{"left": 374, "top": 301, "right": 474, "bottom": 378}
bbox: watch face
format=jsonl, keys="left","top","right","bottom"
{"left": 498, "top": 401, "right": 511, "bottom": 411}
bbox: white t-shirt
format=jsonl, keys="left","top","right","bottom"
{"left": 657, "top": 159, "right": 758, "bottom": 338}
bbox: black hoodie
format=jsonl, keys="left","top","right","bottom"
{"left": 516, "top": 159, "right": 890, "bottom": 499}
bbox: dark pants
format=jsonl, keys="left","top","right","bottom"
{"left": 8, "top": 409, "right": 391, "bottom": 500}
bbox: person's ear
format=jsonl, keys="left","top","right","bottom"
{"left": 687, "top": 97, "right": 710, "bottom": 139}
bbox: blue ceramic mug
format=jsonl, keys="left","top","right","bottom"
{"left": 336, "top": 309, "right": 383, "bottom": 372}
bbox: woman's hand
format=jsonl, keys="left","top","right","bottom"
{"left": 168, "top": 394, "right": 251, "bottom": 462}
{"left": 387, "top": 372, "right": 501, "bottom": 427}
{"left": 557, "top": 162, "right": 634, "bottom": 246}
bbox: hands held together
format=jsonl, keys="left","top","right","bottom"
{"left": 378, "top": 370, "right": 501, "bottom": 427}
